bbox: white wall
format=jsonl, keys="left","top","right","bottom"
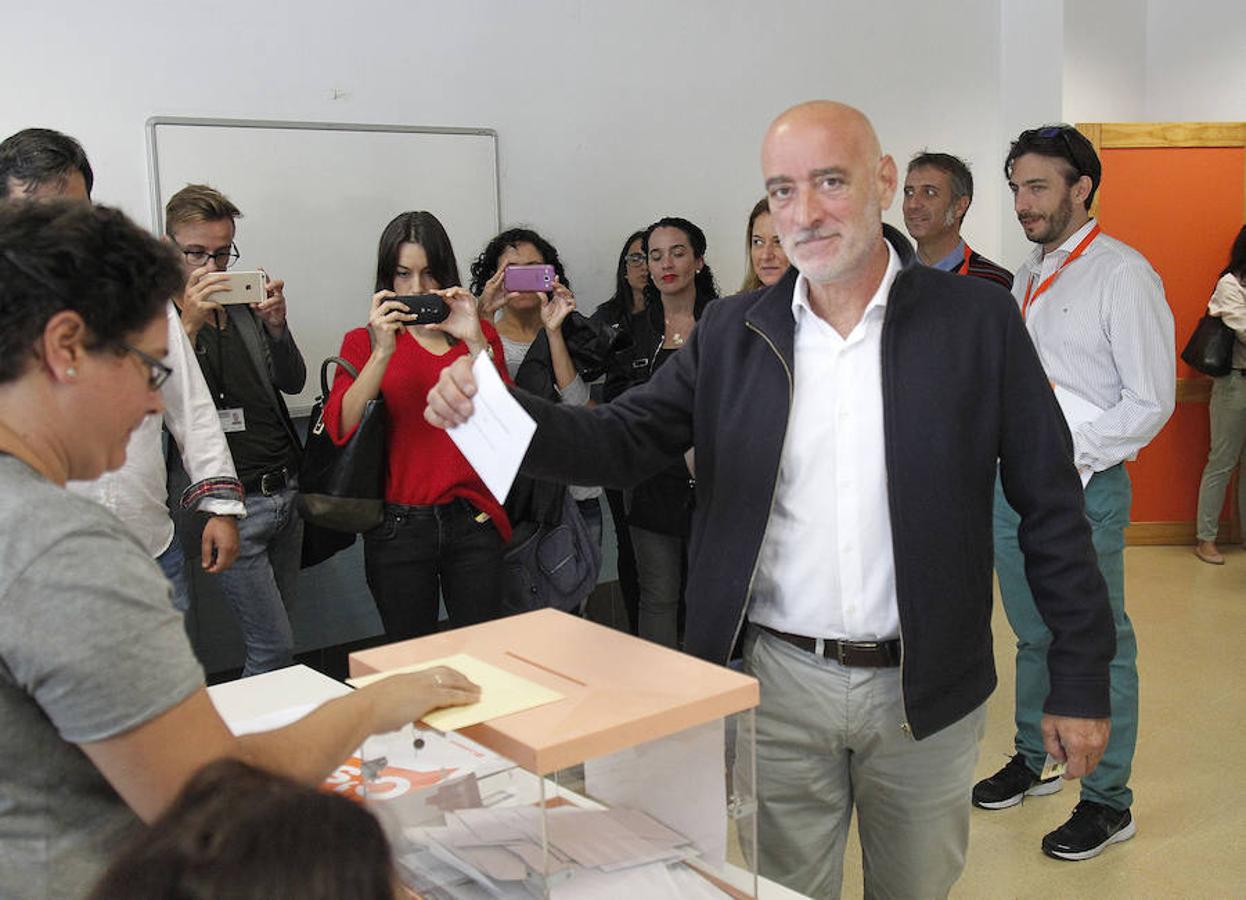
{"left": 1062, "top": 0, "right": 1147, "bottom": 124}
{"left": 3, "top": 0, "right": 1021, "bottom": 307}
{"left": 1144, "top": 0, "right": 1246, "bottom": 120}
{"left": 13, "top": 0, "right": 1235, "bottom": 308}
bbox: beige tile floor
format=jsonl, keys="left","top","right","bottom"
{"left": 832, "top": 545, "right": 1246, "bottom": 899}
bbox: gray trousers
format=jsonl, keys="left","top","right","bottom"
{"left": 742, "top": 626, "right": 986, "bottom": 900}
{"left": 1196, "top": 373, "right": 1246, "bottom": 541}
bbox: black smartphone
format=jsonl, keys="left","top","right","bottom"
{"left": 395, "top": 294, "right": 449, "bottom": 325}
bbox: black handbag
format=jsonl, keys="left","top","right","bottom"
{"left": 501, "top": 491, "right": 602, "bottom": 614}
{"left": 1181, "top": 310, "right": 1236, "bottom": 377}
{"left": 296, "top": 356, "right": 386, "bottom": 532}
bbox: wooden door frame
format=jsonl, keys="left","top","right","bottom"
{"left": 1075, "top": 122, "right": 1246, "bottom": 544}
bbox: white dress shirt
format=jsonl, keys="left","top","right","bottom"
{"left": 68, "top": 302, "right": 245, "bottom": 557}
{"left": 1012, "top": 219, "right": 1176, "bottom": 473}
{"left": 748, "top": 243, "right": 901, "bottom": 641}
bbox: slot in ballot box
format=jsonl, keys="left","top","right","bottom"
{"left": 348, "top": 608, "right": 761, "bottom": 899}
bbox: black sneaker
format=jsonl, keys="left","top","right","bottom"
{"left": 971, "top": 753, "right": 1062, "bottom": 809}
{"left": 1042, "top": 800, "right": 1135, "bottom": 860}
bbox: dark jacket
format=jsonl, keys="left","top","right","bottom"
{"left": 514, "top": 226, "right": 1114, "bottom": 740}
{"left": 504, "top": 311, "right": 617, "bottom": 526}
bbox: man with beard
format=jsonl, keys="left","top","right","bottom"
{"left": 901, "top": 151, "right": 1012, "bottom": 288}
{"left": 975, "top": 125, "right": 1174, "bottom": 861}
{"left": 426, "top": 101, "right": 1118, "bottom": 898}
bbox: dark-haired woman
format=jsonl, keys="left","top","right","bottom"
{"left": 588, "top": 230, "right": 652, "bottom": 632}
{"left": 89, "top": 759, "right": 400, "bottom": 900}
{"left": 0, "top": 201, "right": 478, "bottom": 898}
{"left": 1195, "top": 225, "right": 1246, "bottom": 564}
{"left": 470, "top": 228, "right": 615, "bottom": 580}
{"left": 627, "top": 216, "right": 719, "bottom": 648}
{"left": 323, "top": 211, "right": 511, "bottom": 642}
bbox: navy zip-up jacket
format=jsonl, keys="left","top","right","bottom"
{"left": 516, "top": 226, "right": 1114, "bottom": 739}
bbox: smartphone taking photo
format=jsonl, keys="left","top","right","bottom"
{"left": 395, "top": 294, "right": 450, "bottom": 325}
{"left": 212, "top": 270, "right": 267, "bottom": 305}
{"left": 503, "top": 264, "right": 555, "bottom": 293}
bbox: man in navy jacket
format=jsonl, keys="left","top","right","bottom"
{"left": 427, "top": 101, "right": 1114, "bottom": 899}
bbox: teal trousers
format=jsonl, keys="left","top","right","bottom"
{"left": 993, "top": 465, "right": 1137, "bottom": 811}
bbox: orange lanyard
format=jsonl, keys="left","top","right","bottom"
{"left": 1022, "top": 224, "right": 1101, "bottom": 319}
{"left": 955, "top": 243, "right": 973, "bottom": 275}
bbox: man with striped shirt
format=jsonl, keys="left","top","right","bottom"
{"left": 976, "top": 124, "right": 1175, "bottom": 860}
{"left": 901, "top": 152, "right": 1012, "bottom": 288}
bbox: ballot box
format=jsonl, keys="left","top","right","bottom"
{"left": 348, "top": 608, "right": 761, "bottom": 899}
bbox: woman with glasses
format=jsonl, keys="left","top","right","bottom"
{"left": 0, "top": 201, "right": 479, "bottom": 899}
{"left": 739, "top": 197, "right": 790, "bottom": 291}
{"left": 322, "top": 211, "right": 511, "bottom": 641}
{"left": 470, "top": 228, "right": 616, "bottom": 573}
{"left": 588, "top": 230, "right": 652, "bottom": 632}
{"left": 626, "top": 216, "right": 719, "bottom": 649}
{"left": 1195, "top": 225, "right": 1246, "bottom": 564}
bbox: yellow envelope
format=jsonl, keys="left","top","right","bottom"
{"left": 347, "top": 653, "right": 564, "bottom": 732}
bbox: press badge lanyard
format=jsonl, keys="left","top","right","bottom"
{"left": 206, "top": 310, "right": 229, "bottom": 407}
{"left": 1021, "top": 224, "right": 1102, "bottom": 319}
{"left": 955, "top": 243, "right": 973, "bottom": 275}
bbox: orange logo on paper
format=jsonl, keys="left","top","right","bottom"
{"left": 322, "top": 756, "right": 458, "bottom": 802}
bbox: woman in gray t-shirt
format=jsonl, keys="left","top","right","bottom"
{"left": 0, "top": 201, "right": 480, "bottom": 899}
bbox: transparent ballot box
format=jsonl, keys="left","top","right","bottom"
{"left": 348, "top": 609, "right": 760, "bottom": 899}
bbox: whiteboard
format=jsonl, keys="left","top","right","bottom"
{"left": 147, "top": 117, "right": 500, "bottom": 414}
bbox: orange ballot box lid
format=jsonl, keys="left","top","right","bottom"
{"left": 348, "top": 609, "right": 760, "bottom": 775}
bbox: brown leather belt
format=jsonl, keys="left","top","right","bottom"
{"left": 759, "top": 625, "right": 901, "bottom": 667}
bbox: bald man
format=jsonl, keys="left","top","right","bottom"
{"left": 426, "top": 101, "right": 1114, "bottom": 898}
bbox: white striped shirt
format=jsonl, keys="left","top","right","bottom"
{"left": 1012, "top": 219, "right": 1175, "bottom": 472}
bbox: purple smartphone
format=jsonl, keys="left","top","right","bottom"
{"left": 504, "top": 264, "right": 555, "bottom": 293}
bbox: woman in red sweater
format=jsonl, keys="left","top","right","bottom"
{"left": 323, "top": 211, "right": 509, "bottom": 641}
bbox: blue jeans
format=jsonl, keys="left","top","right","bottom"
{"left": 156, "top": 532, "right": 192, "bottom": 614}
{"left": 993, "top": 466, "right": 1137, "bottom": 810}
{"left": 629, "top": 525, "right": 685, "bottom": 649}
{"left": 211, "top": 486, "right": 301, "bottom": 677}
{"left": 363, "top": 499, "right": 504, "bottom": 642}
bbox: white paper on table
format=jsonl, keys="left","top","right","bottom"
{"left": 1051, "top": 383, "right": 1103, "bottom": 488}
{"left": 225, "top": 702, "right": 320, "bottom": 736}
{"left": 446, "top": 352, "right": 537, "bottom": 504}
{"left": 584, "top": 718, "right": 727, "bottom": 869}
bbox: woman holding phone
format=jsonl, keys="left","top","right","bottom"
{"left": 626, "top": 216, "right": 719, "bottom": 648}
{"left": 470, "top": 228, "right": 614, "bottom": 553}
{"left": 322, "top": 211, "right": 510, "bottom": 642}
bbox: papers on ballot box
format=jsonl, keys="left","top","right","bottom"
{"left": 347, "top": 653, "right": 564, "bottom": 732}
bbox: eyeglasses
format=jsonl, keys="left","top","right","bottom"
{"left": 624, "top": 252, "right": 647, "bottom": 267}
{"left": 118, "top": 342, "right": 173, "bottom": 390}
{"left": 177, "top": 242, "right": 240, "bottom": 269}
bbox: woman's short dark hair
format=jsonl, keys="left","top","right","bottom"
{"left": 468, "top": 227, "right": 571, "bottom": 296}
{"left": 0, "top": 201, "right": 183, "bottom": 384}
{"left": 89, "top": 759, "right": 396, "bottom": 900}
{"left": 375, "top": 210, "right": 461, "bottom": 292}
{"left": 641, "top": 216, "right": 720, "bottom": 304}
{"left": 1223, "top": 225, "right": 1246, "bottom": 281}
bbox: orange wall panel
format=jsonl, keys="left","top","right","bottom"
{"left": 1097, "top": 146, "right": 1244, "bottom": 524}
